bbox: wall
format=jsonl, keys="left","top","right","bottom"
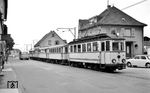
{"left": 78, "top": 25, "right": 144, "bottom": 56}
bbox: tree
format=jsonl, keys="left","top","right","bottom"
{"left": 2, "top": 34, "right": 15, "bottom": 50}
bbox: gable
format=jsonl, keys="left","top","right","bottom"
{"left": 34, "top": 31, "right": 66, "bottom": 47}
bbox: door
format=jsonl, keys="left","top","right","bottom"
{"left": 126, "top": 42, "right": 132, "bottom": 58}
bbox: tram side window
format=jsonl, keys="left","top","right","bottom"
{"left": 82, "top": 44, "right": 86, "bottom": 52}
{"left": 52, "top": 49, "right": 54, "bottom": 53}
{"left": 65, "top": 47, "right": 68, "bottom": 53}
{"left": 70, "top": 46, "right": 73, "bottom": 53}
{"left": 74, "top": 45, "right": 77, "bottom": 53}
{"left": 78, "top": 45, "right": 81, "bottom": 52}
{"left": 101, "top": 42, "right": 105, "bottom": 51}
{"left": 93, "top": 42, "right": 98, "bottom": 51}
{"left": 54, "top": 48, "right": 56, "bottom": 53}
{"left": 87, "top": 43, "right": 91, "bottom": 52}
{"left": 106, "top": 41, "right": 110, "bottom": 51}
{"left": 112, "top": 42, "right": 119, "bottom": 51}
{"left": 60, "top": 48, "right": 62, "bottom": 53}
{"left": 120, "top": 42, "right": 124, "bottom": 51}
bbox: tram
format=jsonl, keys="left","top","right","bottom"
{"left": 68, "top": 34, "right": 126, "bottom": 71}
{"left": 30, "top": 34, "right": 126, "bottom": 71}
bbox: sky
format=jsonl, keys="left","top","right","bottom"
{"left": 6, "top": 0, "right": 150, "bottom": 52}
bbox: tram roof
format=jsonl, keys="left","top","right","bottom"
{"left": 69, "top": 34, "right": 124, "bottom": 44}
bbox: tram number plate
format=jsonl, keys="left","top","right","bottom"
{"left": 7, "top": 81, "right": 18, "bottom": 88}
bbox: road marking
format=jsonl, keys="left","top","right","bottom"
{"left": 0, "top": 89, "right": 19, "bottom": 93}
{"left": 2, "top": 68, "right": 13, "bottom": 72}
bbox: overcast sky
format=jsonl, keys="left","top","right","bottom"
{"left": 6, "top": 0, "right": 150, "bottom": 51}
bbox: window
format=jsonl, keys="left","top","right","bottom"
{"left": 106, "top": 41, "right": 110, "bottom": 51}
{"left": 87, "top": 43, "right": 91, "bottom": 52}
{"left": 120, "top": 42, "right": 124, "bottom": 51}
{"left": 48, "top": 40, "right": 51, "bottom": 45}
{"left": 52, "top": 49, "right": 54, "bottom": 53}
{"left": 82, "top": 44, "right": 86, "bottom": 52}
{"left": 78, "top": 45, "right": 81, "bottom": 52}
{"left": 56, "top": 48, "right": 58, "bottom": 53}
{"left": 55, "top": 40, "right": 59, "bottom": 45}
{"left": 93, "top": 42, "right": 98, "bottom": 51}
{"left": 70, "top": 46, "right": 73, "bottom": 52}
{"left": 141, "top": 56, "right": 146, "bottom": 60}
{"left": 112, "top": 42, "right": 119, "bottom": 51}
{"left": 124, "top": 28, "right": 134, "bottom": 36}
{"left": 46, "top": 49, "right": 49, "bottom": 53}
{"left": 101, "top": 42, "right": 105, "bottom": 51}
{"left": 65, "top": 47, "right": 68, "bottom": 53}
{"left": 74, "top": 45, "right": 77, "bottom": 53}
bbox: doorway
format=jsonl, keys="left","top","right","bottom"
{"left": 126, "top": 42, "right": 133, "bottom": 58}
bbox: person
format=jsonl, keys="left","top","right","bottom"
{"left": 0, "top": 52, "right": 5, "bottom": 69}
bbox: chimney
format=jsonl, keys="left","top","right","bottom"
{"left": 107, "top": 5, "right": 111, "bottom": 9}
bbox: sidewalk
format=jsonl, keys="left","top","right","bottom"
{"left": 0, "top": 61, "right": 21, "bottom": 93}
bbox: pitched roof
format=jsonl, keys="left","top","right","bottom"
{"left": 34, "top": 31, "right": 66, "bottom": 47}
{"left": 79, "top": 6, "right": 147, "bottom": 31}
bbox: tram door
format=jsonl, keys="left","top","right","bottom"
{"left": 100, "top": 42, "right": 106, "bottom": 64}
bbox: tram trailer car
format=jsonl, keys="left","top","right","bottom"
{"left": 31, "top": 45, "right": 68, "bottom": 64}
{"left": 68, "top": 34, "right": 126, "bottom": 71}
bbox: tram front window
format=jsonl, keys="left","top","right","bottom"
{"left": 112, "top": 42, "right": 124, "bottom": 51}
{"left": 113, "top": 42, "right": 119, "bottom": 51}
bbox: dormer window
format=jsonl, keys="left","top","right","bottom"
{"left": 89, "top": 18, "right": 97, "bottom": 24}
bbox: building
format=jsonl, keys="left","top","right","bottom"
{"left": 78, "top": 6, "right": 147, "bottom": 58}
{"left": 0, "top": 0, "right": 8, "bottom": 40}
{"left": 34, "top": 31, "right": 67, "bottom": 48}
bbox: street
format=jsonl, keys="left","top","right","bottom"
{"left": 1, "top": 58, "right": 150, "bottom": 93}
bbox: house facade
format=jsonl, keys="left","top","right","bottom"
{"left": 78, "top": 6, "right": 147, "bottom": 58}
{"left": 34, "top": 31, "right": 67, "bottom": 48}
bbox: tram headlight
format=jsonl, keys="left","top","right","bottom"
{"left": 122, "top": 59, "right": 126, "bottom": 63}
{"left": 112, "top": 59, "right": 116, "bottom": 64}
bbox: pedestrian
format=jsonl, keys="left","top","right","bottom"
{"left": 0, "top": 52, "right": 5, "bottom": 69}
